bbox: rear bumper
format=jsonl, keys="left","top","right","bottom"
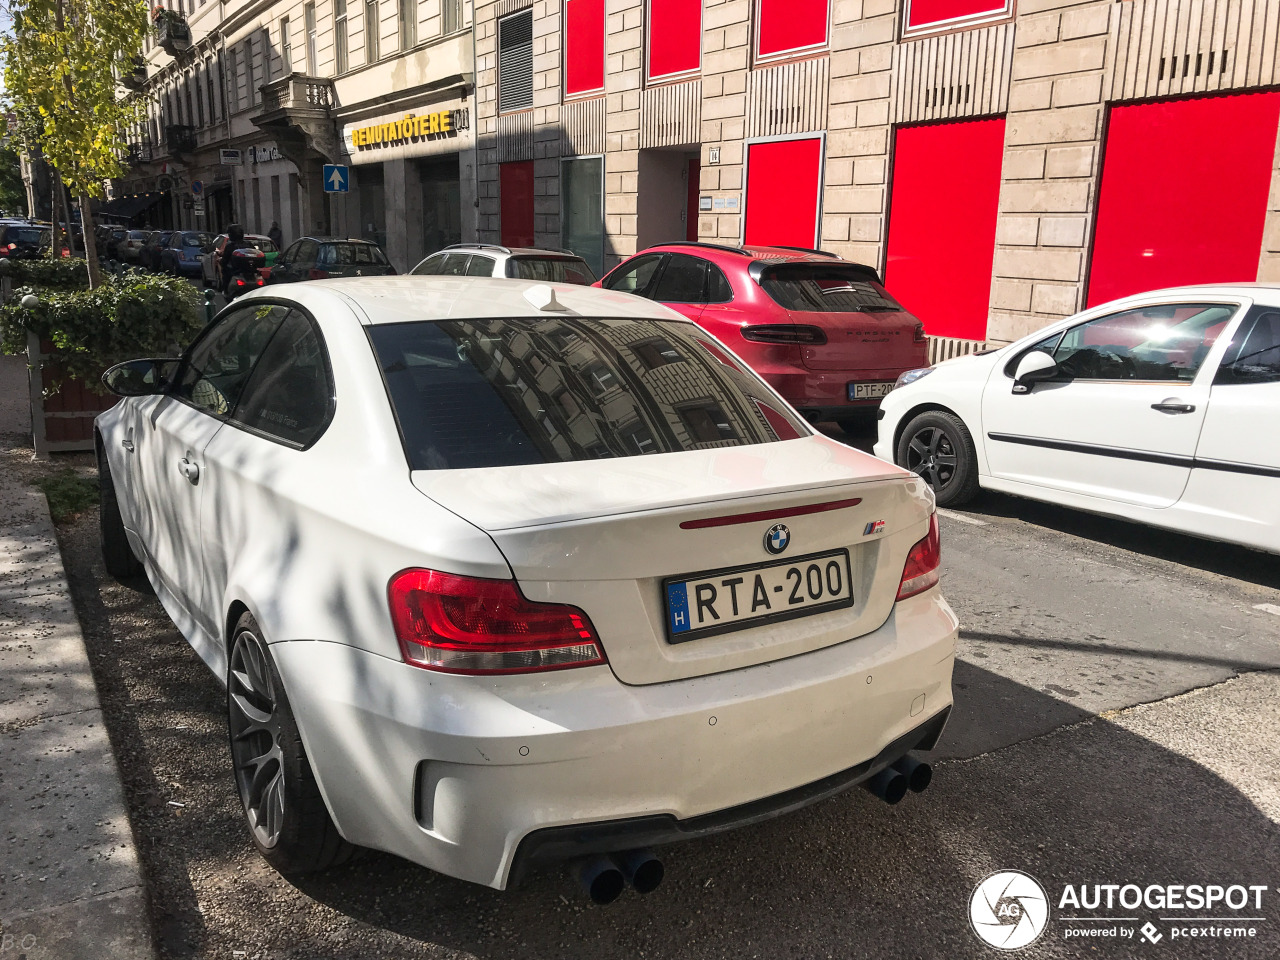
{"left": 271, "top": 588, "right": 957, "bottom": 890}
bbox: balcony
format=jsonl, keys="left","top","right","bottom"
{"left": 125, "top": 140, "right": 154, "bottom": 167}
{"left": 251, "top": 74, "right": 340, "bottom": 169}
{"left": 153, "top": 9, "right": 191, "bottom": 56}
{"left": 165, "top": 124, "right": 197, "bottom": 156}
{"left": 122, "top": 57, "right": 147, "bottom": 92}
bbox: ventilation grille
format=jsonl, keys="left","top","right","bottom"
{"left": 498, "top": 9, "right": 533, "bottom": 114}
{"left": 892, "top": 23, "right": 1013, "bottom": 123}
{"left": 1158, "top": 49, "right": 1230, "bottom": 81}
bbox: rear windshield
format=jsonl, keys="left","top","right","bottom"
{"left": 369, "top": 316, "right": 807, "bottom": 470}
{"left": 506, "top": 256, "right": 597, "bottom": 285}
{"left": 5, "top": 227, "right": 47, "bottom": 244}
{"left": 183, "top": 232, "right": 213, "bottom": 247}
{"left": 759, "top": 265, "right": 903, "bottom": 314}
{"left": 320, "top": 242, "right": 387, "bottom": 265}
{"left": 129, "top": 230, "right": 149, "bottom": 239}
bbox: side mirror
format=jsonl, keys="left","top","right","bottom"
{"left": 1012, "top": 350, "right": 1059, "bottom": 394}
{"left": 102, "top": 358, "right": 178, "bottom": 397}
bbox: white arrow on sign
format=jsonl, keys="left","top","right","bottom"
{"left": 328, "top": 167, "right": 345, "bottom": 189}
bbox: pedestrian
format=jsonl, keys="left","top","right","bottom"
{"left": 267, "top": 220, "right": 283, "bottom": 250}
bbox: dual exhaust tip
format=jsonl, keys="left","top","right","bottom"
{"left": 862, "top": 754, "right": 932, "bottom": 805}
{"left": 576, "top": 849, "right": 664, "bottom": 904}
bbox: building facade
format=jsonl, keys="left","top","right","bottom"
{"left": 472, "top": 0, "right": 1280, "bottom": 345}
{"left": 114, "top": 0, "right": 479, "bottom": 272}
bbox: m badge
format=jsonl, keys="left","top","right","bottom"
{"left": 864, "top": 520, "right": 885, "bottom": 536}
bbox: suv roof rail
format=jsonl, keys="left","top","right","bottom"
{"left": 644, "top": 240, "right": 750, "bottom": 256}
{"left": 752, "top": 244, "right": 841, "bottom": 259}
{"left": 446, "top": 242, "right": 513, "bottom": 254}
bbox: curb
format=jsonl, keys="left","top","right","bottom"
{"left": 0, "top": 468, "right": 156, "bottom": 960}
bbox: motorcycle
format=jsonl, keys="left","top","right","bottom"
{"left": 222, "top": 246, "right": 267, "bottom": 300}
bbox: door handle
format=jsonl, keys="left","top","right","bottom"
{"left": 121, "top": 438, "right": 134, "bottom": 452}
{"left": 178, "top": 458, "right": 200, "bottom": 484}
{"left": 1151, "top": 400, "right": 1196, "bottom": 414}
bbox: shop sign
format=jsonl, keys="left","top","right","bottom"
{"left": 351, "top": 108, "right": 470, "bottom": 151}
{"left": 248, "top": 144, "right": 281, "bottom": 164}
{"left": 220, "top": 148, "right": 243, "bottom": 165}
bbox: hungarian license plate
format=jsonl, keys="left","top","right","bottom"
{"left": 849, "top": 381, "right": 895, "bottom": 400}
{"left": 664, "top": 549, "right": 853, "bottom": 643}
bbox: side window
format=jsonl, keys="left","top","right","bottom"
{"left": 706, "top": 262, "right": 733, "bottom": 303}
{"left": 651, "top": 253, "right": 708, "bottom": 303}
{"left": 1049, "top": 303, "right": 1235, "bottom": 382}
{"left": 295, "top": 240, "right": 319, "bottom": 265}
{"left": 464, "top": 255, "right": 496, "bottom": 276}
{"left": 175, "top": 304, "right": 291, "bottom": 417}
{"left": 1215, "top": 308, "right": 1280, "bottom": 385}
{"left": 1002, "top": 330, "right": 1064, "bottom": 378}
{"left": 412, "top": 254, "right": 447, "bottom": 275}
{"left": 232, "top": 310, "right": 334, "bottom": 447}
{"left": 437, "top": 253, "right": 471, "bottom": 276}
{"left": 603, "top": 253, "right": 664, "bottom": 295}
{"left": 279, "top": 240, "right": 300, "bottom": 264}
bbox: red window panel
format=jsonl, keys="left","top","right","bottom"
{"left": 885, "top": 118, "right": 1004, "bottom": 341}
{"left": 565, "top": 0, "right": 605, "bottom": 97}
{"left": 500, "top": 161, "right": 535, "bottom": 248}
{"left": 756, "top": 0, "right": 827, "bottom": 59}
{"left": 905, "top": 0, "right": 1010, "bottom": 32}
{"left": 1088, "top": 92, "right": 1280, "bottom": 307}
{"left": 744, "top": 137, "right": 823, "bottom": 248}
{"left": 647, "top": 0, "right": 701, "bottom": 80}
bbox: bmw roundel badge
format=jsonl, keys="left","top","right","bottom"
{"left": 764, "top": 523, "right": 791, "bottom": 555}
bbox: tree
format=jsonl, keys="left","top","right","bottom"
{"left": 0, "top": 0, "right": 148, "bottom": 287}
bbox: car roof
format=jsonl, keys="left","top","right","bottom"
{"left": 429, "top": 243, "right": 583, "bottom": 259}
{"left": 242, "top": 275, "right": 691, "bottom": 325}
{"left": 294, "top": 236, "right": 380, "bottom": 245}
{"left": 634, "top": 240, "right": 878, "bottom": 273}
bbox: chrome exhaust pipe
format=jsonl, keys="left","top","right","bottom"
{"left": 612, "top": 849, "right": 664, "bottom": 894}
{"left": 576, "top": 856, "right": 625, "bottom": 905}
{"left": 892, "top": 754, "right": 932, "bottom": 793}
{"left": 862, "top": 766, "right": 907, "bottom": 805}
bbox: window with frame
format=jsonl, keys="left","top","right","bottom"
{"left": 564, "top": 0, "right": 605, "bottom": 97}
{"left": 903, "top": 0, "right": 1013, "bottom": 37}
{"left": 400, "top": 0, "right": 416, "bottom": 50}
{"left": 305, "top": 4, "right": 318, "bottom": 71}
{"left": 334, "top": 0, "right": 349, "bottom": 73}
{"left": 244, "top": 37, "right": 257, "bottom": 105}
{"left": 365, "top": 0, "right": 380, "bottom": 63}
{"left": 647, "top": 0, "right": 700, "bottom": 81}
{"left": 280, "top": 17, "right": 292, "bottom": 72}
{"left": 1047, "top": 303, "right": 1235, "bottom": 383}
{"left": 755, "top": 0, "right": 828, "bottom": 61}
{"left": 651, "top": 253, "right": 708, "bottom": 303}
{"left": 175, "top": 304, "right": 291, "bottom": 418}
{"left": 498, "top": 10, "right": 533, "bottom": 113}
{"left": 232, "top": 310, "right": 334, "bottom": 447}
{"left": 1214, "top": 307, "right": 1280, "bottom": 385}
{"left": 227, "top": 47, "right": 240, "bottom": 110}
{"left": 603, "top": 253, "right": 664, "bottom": 295}
{"left": 441, "top": 0, "right": 461, "bottom": 34}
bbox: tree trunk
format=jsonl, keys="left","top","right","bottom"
{"left": 78, "top": 192, "right": 102, "bottom": 289}
{"left": 58, "top": 178, "right": 77, "bottom": 256}
{"left": 47, "top": 173, "right": 61, "bottom": 260}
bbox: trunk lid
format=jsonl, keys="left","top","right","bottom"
{"left": 411, "top": 436, "right": 934, "bottom": 684}
{"left": 797, "top": 309, "right": 926, "bottom": 373}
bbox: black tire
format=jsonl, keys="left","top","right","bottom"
{"left": 895, "top": 410, "right": 980, "bottom": 507}
{"left": 98, "top": 448, "right": 142, "bottom": 579}
{"left": 227, "top": 613, "right": 357, "bottom": 875}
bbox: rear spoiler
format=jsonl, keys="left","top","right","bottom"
{"left": 748, "top": 260, "right": 882, "bottom": 285}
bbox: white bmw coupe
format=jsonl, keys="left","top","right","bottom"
{"left": 97, "top": 277, "right": 956, "bottom": 898}
{"left": 875, "top": 284, "right": 1280, "bottom": 555}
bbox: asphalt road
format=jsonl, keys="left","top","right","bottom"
{"left": 44, "top": 421, "right": 1280, "bottom": 959}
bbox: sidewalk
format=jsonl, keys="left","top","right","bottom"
{"left": 0, "top": 353, "right": 154, "bottom": 960}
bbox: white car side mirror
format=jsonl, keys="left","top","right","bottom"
{"left": 1012, "top": 350, "right": 1058, "bottom": 394}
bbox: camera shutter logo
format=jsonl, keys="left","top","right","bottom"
{"left": 969, "top": 870, "right": 1050, "bottom": 950}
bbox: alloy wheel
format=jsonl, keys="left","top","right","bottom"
{"left": 905, "top": 426, "right": 959, "bottom": 493}
{"left": 228, "top": 630, "right": 286, "bottom": 849}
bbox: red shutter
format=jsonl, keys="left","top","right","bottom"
{"left": 757, "top": 0, "right": 827, "bottom": 59}
{"left": 906, "top": 0, "right": 1009, "bottom": 31}
{"left": 647, "top": 0, "right": 701, "bottom": 80}
{"left": 744, "top": 137, "right": 823, "bottom": 248}
{"left": 500, "top": 161, "right": 535, "bottom": 248}
{"left": 1088, "top": 92, "right": 1280, "bottom": 307}
{"left": 885, "top": 118, "right": 1004, "bottom": 341}
{"left": 565, "top": 0, "right": 605, "bottom": 97}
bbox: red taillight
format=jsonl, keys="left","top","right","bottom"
{"left": 914, "top": 322, "right": 927, "bottom": 343}
{"left": 896, "top": 514, "right": 940, "bottom": 601}
{"left": 741, "top": 324, "right": 828, "bottom": 345}
{"left": 308, "top": 268, "right": 329, "bottom": 280}
{"left": 388, "top": 568, "right": 607, "bottom": 675}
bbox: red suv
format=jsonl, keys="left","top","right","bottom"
{"left": 597, "top": 243, "right": 928, "bottom": 431}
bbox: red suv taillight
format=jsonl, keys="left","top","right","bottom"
{"left": 741, "top": 324, "right": 828, "bottom": 345}
{"left": 896, "top": 514, "right": 940, "bottom": 601}
{"left": 914, "top": 321, "right": 927, "bottom": 343}
{"left": 388, "top": 568, "right": 607, "bottom": 675}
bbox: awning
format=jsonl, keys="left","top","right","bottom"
{"left": 97, "top": 193, "right": 162, "bottom": 222}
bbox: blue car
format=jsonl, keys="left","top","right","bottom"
{"left": 159, "top": 230, "right": 213, "bottom": 277}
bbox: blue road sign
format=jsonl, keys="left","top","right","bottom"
{"left": 191, "top": 180, "right": 203, "bottom": 196}
{"left": 323, "top": 164, "right": 349, "bottom": 193}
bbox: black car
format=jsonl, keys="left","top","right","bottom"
{"left": 101, "top": 226, "right": 129, "bottom": 259}
{"left": 0, "top": 222, "right": 52, "bottom": 259}
{"left": 269, "top": 237, "right": 396, "bottom": 283}
{"left": 140, "top": 230, "right": 174, "bottom": 270}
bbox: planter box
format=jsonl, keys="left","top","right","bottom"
{"left": 26, "top": 332, "right": 117, "bottom": 457}
{"left": 156, "top": 18, "right": 191, "bottom": 55}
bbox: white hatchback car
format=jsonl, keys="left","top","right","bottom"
{"left": 409, "top": 243, "right": 597, "bottom": 285}
{"left": 96, "top": 278, "right": 956, "bottom": 896}
{"left": 875, "top": 284, "right": 1280, "bottom": 554}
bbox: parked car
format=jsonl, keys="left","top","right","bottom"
{"left": 118, "top": 229, "right": 151, "bottom": 263}
{"left": 410, "top": 244, "right": 597, "bottom": 284}
{"left": 139, "top": 230, "right": 174, "bottom": 270}
{"left": 598, "top": 243, "right": 929, "bottom": 433}
{"left": 268, "top": 237, "right": 396, "bottom": 283}
{"left": 0, "top": 221, "right": 51, "bottom": 259}
{"left": 95, "top": 277, "right": 955, "bottom": 896}
{"left": 160, "top": 230, "right": 214, "bottom": 277}
{"left": 100, "top": 226, "right": 129, "bottom": 260}
{"left": 200, "top": 234, "right": 279, "bottom": 287}
{"left": 875, "top": 284, "right": 1280, "bottom": 553}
